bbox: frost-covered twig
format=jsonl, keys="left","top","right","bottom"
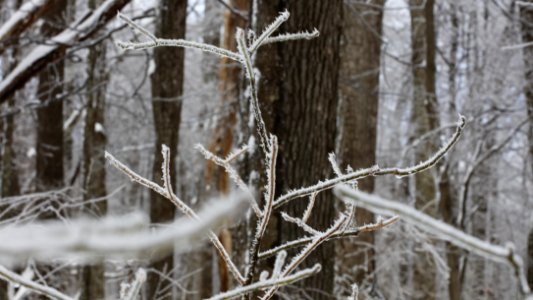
{"left": 0, "top": 195, "right": 247, "bottom": 263}
{"left": 116, "top": 12, "right": 242, "bottom": 61}
{"left": 120, "top": 268, "right": 146, "bottom": 300}
{"left": 258, "top": 216, "right": 398, "bottom": 260}
{"left": 248, "top": 10, "right": 290, "bottom": 53}
{"left": 236, "top": 28, "right": 270, "bottom": 155}
{"left": 348, "top": 284, "right": 359, "bottom": 300}
{"left": 273, "top": 115, "right": 466, "bottom": 209}
{"left": 257, "top": 135, "right": 278, "bottom": 238}
{"left": 301, "top": 192, "right": 317, "bottom": 223}
{"left": 195, "top": 144, "right": 261, "bottom": 217}
{"left": 0, "top": 265, "right": 75, "bottom": 300}
{"left": 243, "top": 135, "right": 278, "bottom": 286}
{"left": 207, "top": 264, "right": 321, "bottom": 300}
{"left": 261, "top": 216, "right": 347, "bottom": 300}
{"left": 0, "top": 0, "right": 131, "bottom": 102}
{"left": 0, "top": 0, "right": 52, "bottom": 53}
{"left": 262, "top": 30, "right": 320, "bottom": 46}
{"left": 280, "top": 212, "right": 319, "bottom": 236}
{"left": 334, "top": 185, "right": 531, "bottom": 296}
{"left": 105, "top": 150, "right": 246, "bottom": 284}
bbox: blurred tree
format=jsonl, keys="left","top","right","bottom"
{"left": 336, "top": 0, "right": 384, "bottom": 296}
{"left": 409, "top": 0, "right": 439, "bottom": 298}
{"left": 204, "top": 0, "right": 248, "bottom": 294}
{"left": 79, "top": 0, "right": 109, "bottom": 298}
{"left": 147, "top": 0, "right": 187, "bottom": 299}
{"left": 520, "top": 0, "right": 533, "bottom": 289}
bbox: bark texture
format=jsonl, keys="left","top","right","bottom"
{"left": 409, "top": 0, "right": 439, "bottom": 298}
{"left": 79, "top": 0, "right": 108, "bottom": 298}
{"left": 336, "top": 1, "right": 383, "bottom": 295}
{"left": 147, "top": 0, "right": 187, "bottom": 299}
{"left": 253, "top": 1, "right": 343, "bottom": 298}
{"left": 521, "top": 1, "right": 533, "bottom": 290}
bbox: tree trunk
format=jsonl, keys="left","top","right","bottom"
{"left": 336, "top": 0, "right": 383, "bottom": 296}
{"left": 33, "top": 0, "right": 67, "bottom": 297}
{"left": 147, "top": 0, "right": 187, "bottom": 299}
{"left": 253, "top": 1, "right": 343, "bottom": 298}
{"left": 409, "top": 0, "right": 439, "bottom": 298}
{"left": 80, "top": 0, "right": 108, "bottom": 298}
{"left": 440, "top": 2, "right": 462, "bottom": 299}
{"left": 203, "top": 0, "right": 248, "bottom": 293}
{"left": 0, "top": 0, "right": 22, "bottom": 297}
{"left": 520, "top": 1, "right": 533, "bottom": 290}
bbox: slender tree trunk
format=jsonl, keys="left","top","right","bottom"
{"left": 440, "top": 2, "right": 462, "bottom": 299}
{"left": 409, "top": 0, "right": 439, "bottom": 298}
{"left": 253, "top": 1, "right": 343, "bottom": 298}
{"left": 0, "top": 0, "right": 22, "bottom": 297}
{"left": 520, "top": 1, "right": 533, "bottom": 290}
{"left": 79, "top": 0, "right": 108, "bottom": 298}
{"left": 336, "top": 0, "right": 383, "bottom": 296}
{"left": 204, "top": 0, "right": 248, "bottom": 293}
{"left": 147, "top": 0, "right": 187, "bottom": 299}
{"left": 32, "top": 1, "right": 67, "bottom": 298}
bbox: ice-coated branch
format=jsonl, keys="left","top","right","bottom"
{"left": 258, "top": 216, "right": 398, "bottom": 261}
{"left": 0, "top": 265, "right": 75, "bottom": 300}
{"left": 261, "top": 216, "right": 347, "bottom": 300}
{"left": 348, "top": 284, "right": 359, "bottom": 300}
{"left": 105, "top": 150, "right": 246, "bottom": 284}
{"left": 236, "top": 28, "right": 270, "bottom": 156}
{"left": 116, "top": 12, "right": 242, "bottom": 62}
{"left": 258, "top": 135, "right": 278, "bottom": 237}
{"left": 262, "top": 29, "right": 320, "bottom": 46}
{"left": 0, "top": 0, "right": 52, "bottom": 54}
{"left": 0, "top": 196, "right": 247, "bottom": 263}
{"left": 195, "top": 144, "right": 261, "bottom": 217}
{"left": 280, "top": 212, "right": 319, "bottom": 236}
{"left": 243, "top": 136, "right": 278, "bottom": 287}
{"left": 161, "top": 145, "right": 175, "bottom": 199}
{"left": 120, "top": 268, "right": 146, "bottom": 300}
{"left": 248, "top": 10, "right": 290, "bottom": 53}
{"left": 301, "top": 192, "right": 317, "bottom": 223}
{"left": 273, "top": 115, "right": 466, "bottom": 209}
{"left": 334, "top": 185, "right": 531, "bottom": 296}
{"left": 0, "top": 0, "right": 132, "bottom": 102}
{"left": 207, "top": 264, "right": 321, "bottom": 300}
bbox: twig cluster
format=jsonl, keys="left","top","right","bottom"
{"left": 0, "top": 9, "right": 472, "bottom": 300}
{"left": 334, "top": 186, "right": 532, "bottom": 297}
{"left": 106, "top": 10, "right": 467, "bottom": 299}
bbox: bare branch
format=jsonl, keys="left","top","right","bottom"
{"left": 120, "top": 268, "right": 146, "bottom": 300}
{"left": 207, "top": 264, "right": 321, "bottom": 300}
{"left": 105, "top": 150, "right": 246, "bottom": 284}
{"left": 0, "top": 196, "right": 247, "bottom": 263}
{"left": 273, "top": 115, "right": 466, "bottom": 209}
{"left": 258, "top": 216, "right": 398, "bottom": 260}
{"left": 334, "top": 186, "right": 531, "bottom": 296}
{"left": 0, "top": 265, "right": 75, "bottom": 300}
{"left": 261, "top": 216, "right": 347, "bottom": 299}
{"left": 195, "top": 144, "right": 261, "bottom": 217}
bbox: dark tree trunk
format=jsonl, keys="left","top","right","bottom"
{"left": 0, "top": 0, "right": 22, "bottom": 297}
{"left": 409, "top": 0, "right": 439, "bottom": 298}
{"left": 520, "top": 1, "right": 533, "bottom": 290}
{"left": 33, "top": 0, "right": 67, "bottom": 298}
{"left": 336, "top": 0, "right": 383, "bottom": 295}
{"left": 35, "top": 0, "right": 67, "bottom": 194}
{"left": 147, "top": 0, "right": 187, "bottom": 299}
{"left": 253, "top": 1, "right": 342, "bottom": 298}
{"left": 79, "top": 0, "right": 108, "bottom": 298}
